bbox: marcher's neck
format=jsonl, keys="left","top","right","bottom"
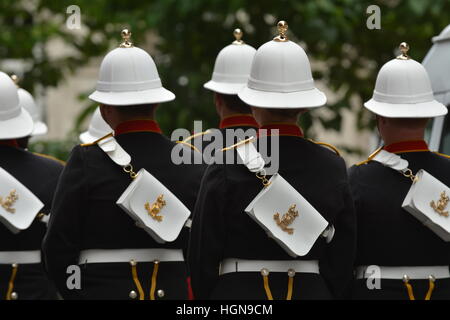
{"left": 218, "top": 105, "right": 245, "bottom": 121}
{"left": 111, "top": 116, "right": 154, "bottom": 130}
{"left": 382, "top": 132, "right": 425, "bottom": 146}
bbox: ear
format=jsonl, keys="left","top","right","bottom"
{"left": 99, "top": 104, "right": 108, "bottom": 120}
{"left": 99, "top": 104, "right": 114, "bottom": 126}
{"left": 250, "top": 106, "right": 262, "bottom": 125}
{"left": 214, "top": 93, "right": 223, "bottom": 107}
{"left": 214, "top": 93, "right": 224, "bottom": 116}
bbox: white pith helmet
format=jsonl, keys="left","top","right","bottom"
{"left": 238, "top": 21, "right": 327, "bottom": 109}
{"left": 0, "top": 71, "right": 33, "bottom": 139}
{"left": 204, "top": 28, "right": 256, "bottom": 95}
{"left": 89, "top": 29, "right": 175, "bottom": 106}
{"left": 365, "top": 42, "right": 447, "bottom": 118}
{"left": 422, "top": 24, "right": 450, "bottom": 106}
{"left": 79, "top": 107, "right": 112, "bottom": 144}
{"left": 11, "top": 75, "right": 48, "bottom": 136}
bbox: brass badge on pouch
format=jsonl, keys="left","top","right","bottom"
{"left": 0, "top": 190, "right": 19, "bottom": 214}
{"left": 430, "top": 191, "right": 449, "bottom": 217}
{"left": 145, "top": 194, "right": 166, "bottom": 222}
{"left": 274, "top": 204, "right": 299, "bottom": 234}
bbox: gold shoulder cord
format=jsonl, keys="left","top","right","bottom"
{"left": 80, "top": 132, "right": 138, "bottom": 179}
{"left": 308, "top": 139, "right": 341, "bottom": 156}
{"left": 33, "top": 153, "right": 66, "bottom": 166}
{"left": 355, "top": 147, "right": 382, "bottom": 166}
{"left": 434, "top": 152, "right": 450, "bottom": 159}
{"left": 355, "top": 145, "right": 418, "bottom": 182}
{"left": 175, "top": 141, "right": 200, "bottom": 153}
{"left": 80, "top": 132, "right": 114, "bottom": 147}
{"left": 175, "top": 130, "right": 212, "bottom": 153}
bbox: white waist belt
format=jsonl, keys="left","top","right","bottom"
{"left": 356, "top": 265, "right": 450, "bottom": 280}
{"left": 78, "top": 248, "right": 184, "bottom": 265}
{"left": 0, "top": 250, "right": 41, "bottom": 264}
{"left": 220, "top": 259, "right": 320, "bottom": 275}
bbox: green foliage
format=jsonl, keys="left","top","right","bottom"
{"left": 1, "top": 0, "right": 450, "bottom": 159}
{"left": 29, "top": 133, "right": 78, "bottom": 161}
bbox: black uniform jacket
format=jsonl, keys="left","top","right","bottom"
{"left": 181, "top": 113, "right": 259, "bottom": 165}
{"left": 188, "top": 123, "right": 356, "bottom": 300}
{"left": 349, "top": 140, "right": 450, "bottom": 300}
{"left": 0, "top": 140, "right": 63, "bottom": 300}
{"left": 42, "top": 120, "right": 204, "bottom": 300}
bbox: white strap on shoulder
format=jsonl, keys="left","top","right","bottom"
{"left": 235, "top": 139, "right": 265, "bottom": 173}
{"left": 371, "top": 149, "right": 409, "bottom": 172}
{"left": 97, "top": 135, "right": 132, "bottom": 167}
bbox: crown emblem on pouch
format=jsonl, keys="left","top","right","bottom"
{"left": 0, "top": 190, "right": 19, "bottom": 214}
{"left": 145, "top": 194, "right": 166, "bottom": 222}
{"left": 430, "top": 191, "right": 449, "bottom": 217}
{"left": 274, "top": 204, "right": 299, "bottom": 234}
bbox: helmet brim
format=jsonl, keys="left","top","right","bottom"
{"left": 364, "top": 99, "right": 448, "bottom": 118}
{"left": 203, "top": 80, "right": 246, "bottom": 95}
{"left": 89, "top": 87, "right": 175, "bottom": 106}
{"left": 238, "top": 86, "right": 327, "bottom": 109}
{"left": 0, "top": 108, "right": 34, "bottom": 139}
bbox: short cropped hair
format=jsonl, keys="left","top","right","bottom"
{"left": 113, "top": 104, "right": 157, "bottom": 118}
{"left": 266, "top": 108, "right": 304, "bottom": 119}
{"left": 217, "top": 93, "right": 252, "bottom": 114}
{"left": 384, "top": 117, "right": 429, "bottom": 129}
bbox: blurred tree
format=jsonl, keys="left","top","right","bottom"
{"left": 0, "top": 0, "right": 449, "bottom": 159}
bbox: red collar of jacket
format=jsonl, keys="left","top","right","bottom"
{"left": 0, "top": 139, "right": 19, "bottom": 148}
{"left": 383, "top": 140, "right": 429, "bottom": 154}
{"left": 114, "top": 120, "right": 162, "bottom": 136}
{"left": 258, "top": 123, "right": 304, "bottom": 137}
{"left": 219, "top": 114, "right": 259, "bottom": 129}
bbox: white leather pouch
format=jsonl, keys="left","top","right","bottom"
{"left": 402, "top": 170, "right": 450, "bottom": 241}
{"left": 98, "top": 135, "right": 190, "bottom": 243}
{"left": 0, "top": 166, "right": 44, "bottom": 234}
{"left": 373, "top": 150, "right": 450, "bottom": 241}
{"left": 245, "top": 173, "right": 329, "bottom": 257}
{"left": 235, "top": 138, "right": 331, "bottom": 257}
{"left": 116, "top": 168, "right": 190, "bottom": 243}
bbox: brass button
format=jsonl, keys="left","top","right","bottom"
{"left": 287, "top": 269, "right": 296, "bottom": 278}
{"left": 129, "top": 290, "right": 138, "bottom": 299}
{"left": 260, "top": 268, "right": 269, "bottom": 277}
{"left": 157, "top": 289, "right": 165, "bottom": 298}
{"left": 10, "top": 292, "right": 18, "bottom": 300}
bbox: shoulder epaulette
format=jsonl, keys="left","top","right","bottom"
{"left": 434, "top": 152, "right": 450, "bottom": 159}
{"left": 175, "top": 141, "right": 200, "bottom": 153}
{"left": 308, "top": 139, "right": 341, "bottom": 156}
{"left": 33, "top": 152, "right": 66, "bottom": 166}
{"left": 80, "top": 132, "right": 113, "bottom": 147}
{"left": 221, "top": 136, "right": 255, "bottom": 152}
{"left": 355, "top": 147, "right": 383, "bottom": 166}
